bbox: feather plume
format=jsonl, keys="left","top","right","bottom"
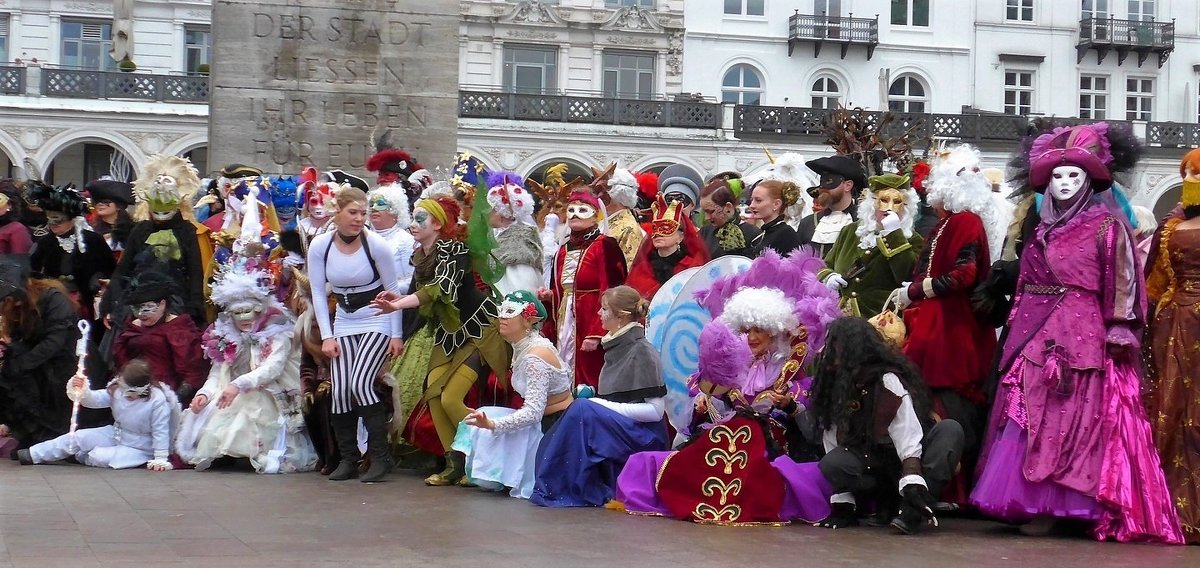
{"left": 695, "top": 320, "right": 752, "bottom": 390}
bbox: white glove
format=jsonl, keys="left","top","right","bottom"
{"left": 824, "top": 273, "right": 848, "bottom": 291}
{"left": 894, "top": 283, "right": 913, "bottom": 309}
{"left": 146, "top": 459, "right": 174, "bottom": 472}
{"left": 880, "top": 211, "right": 902, "bottom": 234}
{"left": 282, "top": 252, "right": 305, "bottom": 268}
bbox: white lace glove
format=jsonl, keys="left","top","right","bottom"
{"left": 824, "top": 273, "right": 848, "bottom": 291}
{"left": 894, "top": 282, "right": 913, "bottom": 309}
{"left": 146, "top": 459, "right": 174, "bottom": 471}
{"left": 880, "top": 211, "right": 902, "bottom": 234}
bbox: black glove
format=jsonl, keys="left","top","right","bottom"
{"left": 891, "top": 484, "right": 938, "bottom": 534}
{"left": 814, "top": 502, "right": 858, "bottom": 529}
{"left": 176, "top": 382, "right": 196, "bottom": 403}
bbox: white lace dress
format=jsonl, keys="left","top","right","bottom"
{"left": 452, "top": 336, "right": 571, "bottom": 498}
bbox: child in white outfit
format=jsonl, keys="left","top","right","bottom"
{"left": 17, "top": 359, "right": 178, "bottom": 470}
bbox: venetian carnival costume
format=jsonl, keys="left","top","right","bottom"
{"left": 1143, "top": 149, "right": 1200, "bottom": 543}
{"left": 212, "top": 177, "right": 281, "bottom": 268}
{"left": 817, "top": 173, "right": 923, "bottom": 318}
{"left": 367, "top": 182, "right": 416, "bottom": 292}
{"left": 452, "top": 291, "right": 571, "bottom": 498}
{"left": 296, "top": 168, "right": 339, "bottom": 243}
{"left": 269, "top": 176, "right": 301, "bottom": 232}
{"left": 26, "top": 182, "right": 114, "bottom": 315}
{"left": 895, "top": 145, "right": 998, "bottom": 466}
{"left": 544, "top": 191, "right": 628, "bottom": 388}
{"left": 614, "top": 251, "right": 842, "bottom": 524}
{"left": 112, "top": 267, "right": 208, "bottom": 405}
{"left": 99, "top": 155, "right": 212, "bottom": 326}
{"left": 22, "top": 362, "right": 179, "bottom": 471}
{"left": 366, "top": 133, "right": 431, "bottom": 210}
{"left": 971, "top": 123, "right": 1183, "bottom": 544}
{"left": 626, "top": 195, "right": 710, "bottom": 299}
{"left": 594, "top": 166, "right": 647, "bottom": 268}
{"left": 84, "top": 179, "right": 135, "bottom": 254}
{"left": 531, "top": 288, "right": 668, "bottom": 508}
{"left": 176, "top": 259, "right": 317, "bottom": 474}
{"left": 384, "top": 197, "right": 510, "bottom": 485}
{"left": 797, "top": 156, "right": 867, "bottom": 257}
{"left": 485, "top": 171, "right": 543, "bottom": 297}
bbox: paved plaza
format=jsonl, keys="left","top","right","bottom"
{"left": 0, "top": 461, "right": 1197, "bottom": 567}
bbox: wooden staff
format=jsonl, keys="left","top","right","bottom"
{"left": 67, "top": 319, "right": 91, "bottom": 452}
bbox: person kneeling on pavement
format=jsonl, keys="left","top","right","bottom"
{"left": 804, "top": 317, "right": 964, "bottom": 534}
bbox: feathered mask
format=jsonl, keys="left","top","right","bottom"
{"left": 299, "top": 167, "right": 340, "bottom": 216}
{"left": 133, "top": 154, "right": 200, "bottom": 221}
{"left": 209, "top": 257, "right": 277, "bottom": 313}
{"left": 485, "top": 171, "right": 533, "bottom": 225}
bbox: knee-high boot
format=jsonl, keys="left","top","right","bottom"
{"left": 327, "top": 411, "right": 361, "bottom": 481}
{"left": 359, "top": 403, "right": 393, "bottom": 483}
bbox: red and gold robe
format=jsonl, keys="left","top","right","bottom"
{"left": 545, "top": 228, "right": 627, "bottom": 388}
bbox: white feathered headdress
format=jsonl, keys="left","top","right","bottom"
{"left": 751, "top": 151, "right": 818, "bottom": 221}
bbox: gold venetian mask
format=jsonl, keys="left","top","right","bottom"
{"left": 874, "top": 188, "right": 907, "bottom": 216}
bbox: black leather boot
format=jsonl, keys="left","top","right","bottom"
{"left": 327, "top": 411, "right": 361, "bottom": 481}
{"left": 359, "top": 403, "right": 393, "bottom": 483}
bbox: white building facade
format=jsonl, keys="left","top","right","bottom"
{"left": 0, "top": 0, "right": 1195, "bottom": 217}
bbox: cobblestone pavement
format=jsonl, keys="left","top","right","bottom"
{"left": 0, "top": 460, "right": 1197, "bottom": 567}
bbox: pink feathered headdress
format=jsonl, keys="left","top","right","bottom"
{"left": 694, "top": 320, "right": 752, "bottom": 390}
{"left": 696, "top": 248, "right": 842, "bottom": 364}
{"left": 1028, "top": 122, "right": 1113, "bottom": 189}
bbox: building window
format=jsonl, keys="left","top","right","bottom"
{"left": 0, "top": 15, "right": 9, "bottom": 62}
{"left": 1127, "top": 0, "right": 1155, "bottom": 21}
{"left": 721, "top": 64, "right": 763, "bottom": 105}
{"left": 1126, "top": 77, "right": 1153, "bottom": 120}
{"left": 1006, "top": 0, "right": 1034, "bottom": 21}
{"left": 185, "top": 27, "right": 211, "bottom": 74}
{"left": 811, "top": 76, "right": 841, "bottom": 109}
{"left": 815, "top": 0, "right": 842, "bottom": 16}
{"left": 606, "top": 0, "right": 655, "bottom": 7}
{"left": 503, "top": 45, "right": 558, "bottom": 94}
{"left": 1082, "top": 0, "right": 1109, "bottom": 19}
{"left": 887, "top": 75, "right": 926, "bottom": 113}
{"left": 603, "top": 51, "right": 655, "bottom": 99}
{"left": 724, "top": 0, "right": 765, "bottom": 16}
{"left": 61, "top": 20, "right": 117, "bottom": 71}
{"left": 1079, "top": 75, "right": 1108, "bottom": 119}
{"left": 1003, "top": 70, "right": 1034, "bottom": 115}
{"left": 890, "top": 0, "right": 930, "bottom": 26}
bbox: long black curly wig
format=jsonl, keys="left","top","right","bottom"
{"left": 808, "top": 317, "right": 933, "bottom": 449}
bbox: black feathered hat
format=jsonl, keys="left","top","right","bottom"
{"left": 122, "top": 267, "right": 177, "bottom": 305}
{"left": 26, "top": 181, "right": 90, "bottom": 217}
{"left": 84, "top": 179, "right": 136, "bottom": 207}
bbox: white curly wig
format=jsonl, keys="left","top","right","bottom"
{"left": 926, "top": 144, "right": 1003, "bottom": 258}
{"left": 367, "top": 182, "right": 412, "bottom": 228}
{"left": 720, "top": 287, "right": 800, "bottom": 336}
{"left": 854, "top": 185, "right": 920, "bottom": 250}
{"left": 607, "top": 168, "right": 640, "bottom": 209}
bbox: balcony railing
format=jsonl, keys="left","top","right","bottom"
{"left": 0, "top": 65, "right": 25, "bottom": 95}
{"left": 1077, "top": 16, "right": 1174, "bottom": 67}
{"left": 458, "top": 90, "right": 722, "bottom": 129}
{"left": 733, "top": 105, "right": 1033, "bottom": 144}
{"left": 1146, "top": 122, "right": 1200, "bottom": 148}
{"left": 40, "top": 68, "right": 209, "bottom": 103}
{"left": 788, "top": 13, "right": 879, "bottom": 59}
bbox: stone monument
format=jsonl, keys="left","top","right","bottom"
{"left": 209, "top": 0, "right": 459, "bottom": 176}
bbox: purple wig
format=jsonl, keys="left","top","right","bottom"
{"left": 695, "top": 319, "right": 752, "bottom": 390}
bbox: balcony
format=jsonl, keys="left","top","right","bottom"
{"left": 788, "top": 13, "right": 879, "bottom": 60}
{"left": 0, "top": 65, "right": 26, "bottom": 95}
{"left": 458, "top": 89, "right": 723, "bottom": 129}
{"left": 733, "top": 105, "right": 1030, "bottom": 145}
{"left": 39, "top": 67, "right": 209, "bottom": 103}
{"left": 1076, "top": 17, "right": 1174, "bottom": 67}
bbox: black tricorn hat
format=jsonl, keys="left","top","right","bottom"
{"left": 84, "top": 179, "right": 136, "bottom": 207}
{"left": 326, "top": 170, "right": 370, "bottom": 193}
{"left": 805, "top": 155, "right": 869, "bottom": 192}
{"left": 220, "top": 164, "right": 263, "bottom": 179}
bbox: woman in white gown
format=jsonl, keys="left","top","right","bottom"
{"left": 485, "top": 171, "right": 544, "bottom": 296}
{"left": 176, "top": 259, "right": 317, "bottom": 474}
{"left": 452, "top": 290, "right": 571, "bottom": 497}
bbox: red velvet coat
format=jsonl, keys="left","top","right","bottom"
{"left": 113, "top": 314, "right": 209, "bottom": 401}
{"left": 545, "top": 230, "right": 627, "bottom": 388}
{"left": 902, "top": 211, "right": 996, "bottom": 405}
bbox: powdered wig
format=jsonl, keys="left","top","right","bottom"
{"left": 367, "top": 182, "right": 412, "bottom": 228}
{"left": 697, "top": 249, "right": 841, "bottom": 363}
{"left": 926, "top": 144, "right": 1003, "bottom": 259}
{"left": 607, "top": 168, "right": 640, "bottom": 209}
{"left": 854, "top": 185, "right": 919, "bottom": 249}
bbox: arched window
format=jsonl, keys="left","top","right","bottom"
{"left": 722, "top": 64, "right": 764, "bottom": 105}
{"left": 888, "top": 75, "right": 926, "bottom": 113}
{"left": 811, "top": 76, "right": 841, "bottom": 109}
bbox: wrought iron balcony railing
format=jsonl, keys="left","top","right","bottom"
{"left": 733, "top": 105, "right": 1032, "bottom": 144}
{"left": 458, "top": 89, "right": 722, "bottom": 129}
{"left": 0, "top": 65, "right": 25, "bottom": 95}
{"left": 788, "top": 13, "right": 879, "bottom": 60}
{"left": 1077, "top": 16, "right": 1174, "bottom": 67}
{"left": 40, "top": 68, "right": 209, "bottom": 103}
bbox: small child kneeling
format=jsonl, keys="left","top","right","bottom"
{"left": 17, "top": 359, "right": 178, "bottom": 471}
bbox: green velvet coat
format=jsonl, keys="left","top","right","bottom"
{"left": 817, "top": 224, "right": 924, "bottom": 318}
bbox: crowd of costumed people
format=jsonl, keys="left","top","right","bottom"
{"left": 0, "top": 120, "right": 1197, "bottom": 544}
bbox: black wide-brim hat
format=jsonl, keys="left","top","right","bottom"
{"left": 805, "top": 156, "right": 868, "bottom": 191}
{"left": 84, "top": 180, "right": 135, "bottom": 207}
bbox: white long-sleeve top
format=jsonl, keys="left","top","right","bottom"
{"left": 491, "top": 354, "right": 572, "bottom": 435}
{"left": 822, "top": 372, "right": 926, "bottom": 504}
{"left": 589, "top": 397, "right": 666, "bottom": 422}
{"left": 307, "top": 230, "right": 403, "bottom": 340}
{"left": 73, "top": 386, "right": 175, "bottom": 461}
{"left": 372, "top": 225, "right": 416, "bottom": 292}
